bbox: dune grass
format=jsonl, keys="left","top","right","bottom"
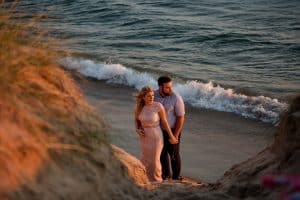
{"left": 0, "top": 6, "right": 109, "bottom": 193}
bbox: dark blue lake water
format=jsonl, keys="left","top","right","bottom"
{"left": 10, "top": 0, "right": 300, "bottom": 123}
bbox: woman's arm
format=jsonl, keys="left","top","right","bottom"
{"left": 135, "top": 110, "right": 145, "bottom": 136}
{"left": 158, "top": 108, "right": 178, "bottom": 144}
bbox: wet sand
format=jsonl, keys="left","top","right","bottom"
{"left": 78, "top": 78, "right": 275, "bottom": 182}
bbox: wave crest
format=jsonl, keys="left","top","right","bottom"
{"left": 174, "top": 81, "right": 287, "bottom": 123}
{"left": 61, "top": 57, "right": 288, "bottom": 124}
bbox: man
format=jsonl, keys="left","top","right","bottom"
{"left": 154, "top": 76, "right": 185, "bottom": 180}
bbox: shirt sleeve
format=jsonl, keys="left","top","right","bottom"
{"left": 175, "top": 94, "right": 185, "bottom": 117}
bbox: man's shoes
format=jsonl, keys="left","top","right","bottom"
{"left": 162, "top": 175, "right": 171, "bottom": 180}
{"left": 172, "top": 176, "right": 183, "bottom": 181}
{"left": 163, "top": 176, "right": 183, "bottom": 183}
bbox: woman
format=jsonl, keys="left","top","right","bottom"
{"left": 135, "top": 86, "right": 178, "bottom": 182}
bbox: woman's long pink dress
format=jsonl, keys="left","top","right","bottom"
{"left": 138, "top": 102, "right": 164, "bottom": 182}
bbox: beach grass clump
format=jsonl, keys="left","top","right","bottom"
{"left": 0, "top": 6, "right": 114, "bottom": 195}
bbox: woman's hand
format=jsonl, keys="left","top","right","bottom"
{"left": 136, "top": 128, "right": 145, "bottom": 136}
{"left": 169, "top": 135, "right": 178, "bottom": 144}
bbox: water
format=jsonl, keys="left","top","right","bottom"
{"left": 61, "top": 57, "right": 286, "bottom": 124}
{"left": 10, "top": 0, "right": 300, "bottom": 123}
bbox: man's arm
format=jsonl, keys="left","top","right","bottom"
{"left": 174, "top": 94, "right": 185, "bottom": 139}
{"left": 174, "top": 115, "right": 185, "bottom": 139}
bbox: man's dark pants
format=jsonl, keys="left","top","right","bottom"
{"left": 161, "top": 129, "right": 181, "bottom": 180}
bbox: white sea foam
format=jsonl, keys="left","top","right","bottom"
{"left": 61, "top": 57, "right": 288, "bottom": 124}
{"left": 61, "top": 57, "right": 157, "bottom": 89}
{"left": 174, "top": 81, "right": 288, "bottom": 123}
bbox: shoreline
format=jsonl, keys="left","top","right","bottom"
{"left": 76, "top": 77, "right": 275, "bottom": 182}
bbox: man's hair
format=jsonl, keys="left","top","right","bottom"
{"left": 158, "top": 76, "right": 172, "bottom": 86}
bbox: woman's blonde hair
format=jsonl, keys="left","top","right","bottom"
{"left": 135, "top": 86, "right": 154, "bottom": 118}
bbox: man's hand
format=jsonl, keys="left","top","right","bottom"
{"left": 174, "top": 135, "right": 179, "bottom": 140}
{"left": 169, "top": 136, "right": 178, "bottom": 144}
{"left": 173, "top": 131, "right": 179, "bottom": 140}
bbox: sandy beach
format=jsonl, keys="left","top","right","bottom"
{"left": 77, "top": 77, "right": 275, "bottom": 183}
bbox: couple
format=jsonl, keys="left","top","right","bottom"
{"left": 134, "top": 76, "right": 185, "bottom": 182}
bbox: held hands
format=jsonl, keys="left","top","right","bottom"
{"left": 169, "top": 135, "right": 178, "bottom": 144}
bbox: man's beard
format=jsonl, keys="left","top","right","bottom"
{"left": 162, "top": 90, "right": 172, "bottom": 96}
